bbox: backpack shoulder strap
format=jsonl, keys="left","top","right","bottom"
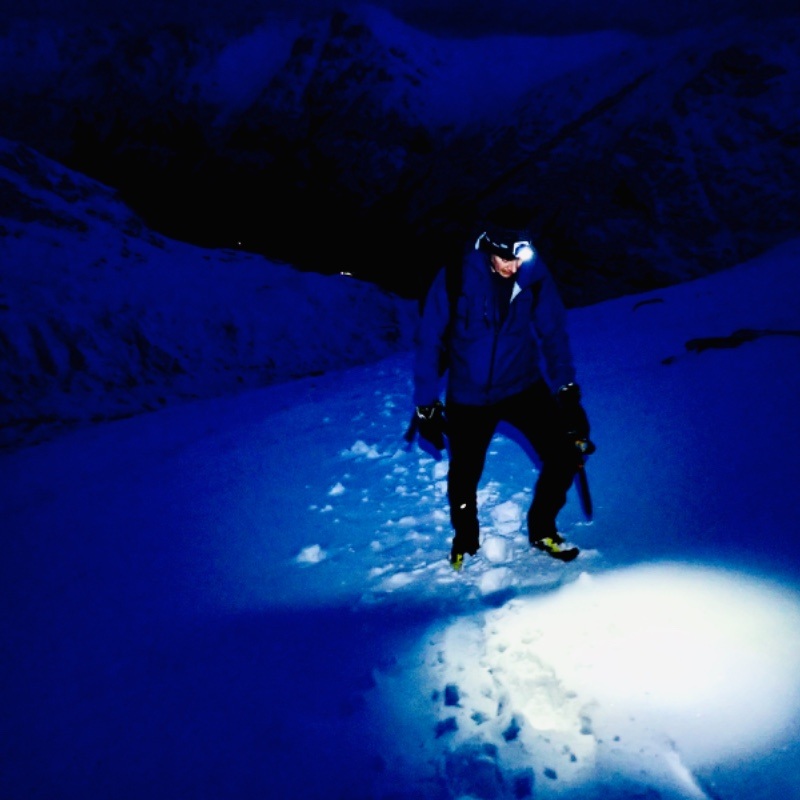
{"left": 444, "top": 258, "right": 463, "bottom": 320}
{"left": 436, "top": 259, "right": 464, "bottom": 376}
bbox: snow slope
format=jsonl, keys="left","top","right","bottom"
{"left": 0, "top": 8, "right": 640, "bottom": 135}
{"left": 0, "top": 137, "right": 417, "bottom": 449}
{"left": 2, "top": 238, "right": 800, "bottom": 798}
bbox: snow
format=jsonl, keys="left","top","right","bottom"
{"left": 1, "top": 3, "right": 799, "bottom": 794}
{"left": 0, "top": 7, "right": 642, "bottom": 141}
{"left": 3, "top": 181, "right": 800, "bottom": 800}
{"left": 352, "top": 5, "right": 642, "bottom": 127}
{"left": 189, "top": 19, "right": 305, "bottom": 115}
{"left": 0, "top": 136, "right": 418, "bottom": 447}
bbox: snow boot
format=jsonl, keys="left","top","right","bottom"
{"left": 531, "top": 534, "right": 579, "bottom": 562}
{"left": 450, "top": 536, "right": 479, "bottom": 572}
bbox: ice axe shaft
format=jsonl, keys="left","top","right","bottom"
{"left": 572, "top": 437, "right": 595, "bottom": 522}
{"left": 403, "top": 413, "right": 418, "bottom": 444}
{"left": 575, "top": 461, "right": 593, "bottom": 521}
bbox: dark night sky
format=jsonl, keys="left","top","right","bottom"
{"left": 1, "top": 0, "right": 797, "bottom": 35}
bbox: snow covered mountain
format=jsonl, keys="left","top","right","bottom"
{"left": 0, "top": 136, "right": 417, "bottom": 450}
{"left": 4, "top": 9, "right": 798, "bottom": 300}
{"left": 418, "top": 16, "right": 800, "bottom": 305}
{"left": 3, "top": 7, "right": 800, "bottom": 794}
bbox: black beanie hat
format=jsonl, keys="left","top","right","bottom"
{"left": 475, "top": 204, "right": 534, "bottom": 259}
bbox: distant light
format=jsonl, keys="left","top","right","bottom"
{"left": 339, "top": 271, "right": 354, "bottom": 277}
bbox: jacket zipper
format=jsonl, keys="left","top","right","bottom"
{"left": 484, "top": 294, "right": 500, "bottom": 401}
{"left": 485, "top": 328, "right": 500, "bottom": 402}
{"left": 484, "top": 281, "right": 522, "bottom": 402}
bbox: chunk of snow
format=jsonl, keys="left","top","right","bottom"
{"left": 482, "top": 535, "right": 511, "bottom": 564}
{"left": 478, "top": 567, "right": 513, "bottom": 595}
{"left": 345, "top": 440, "right": 383, "bottom": 459}
{"left": 379, "top": 571, "right": 416, "bottom": 591}
{"left": 490, "top": 500, "right": 522, "bottom": 535}
{"left": 295, "top": 544, "right": 327, "bottom": 564}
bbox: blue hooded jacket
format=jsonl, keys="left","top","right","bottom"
{"left": 413, "top": 247, "right": 576, "bottom": 407}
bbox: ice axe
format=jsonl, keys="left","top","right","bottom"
{"left": 573, "top": 438, "right": 596, "bottom": 521}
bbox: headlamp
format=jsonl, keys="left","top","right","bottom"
{"left": 475, "top": 231, "right": 536, "bottom": 262}
{"left": 512, "top": 241, "right": 535, "bottom": 262}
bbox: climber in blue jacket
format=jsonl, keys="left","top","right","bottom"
{"left": 412, "top": 207, "right": 593, "bottom": 569}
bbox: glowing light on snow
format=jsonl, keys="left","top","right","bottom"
{"left": 508, "top": 565, "right": 800, "bottom": 761}
{"left": 401, "top": 564, "right": 800, "bottom": 797}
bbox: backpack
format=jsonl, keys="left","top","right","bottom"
{"left": 436, "top": 259, "right": 463, "bottom": 376}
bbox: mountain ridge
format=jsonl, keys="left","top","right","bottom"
{"left": 0, "top": 8, "right": 798, "bottom": 302}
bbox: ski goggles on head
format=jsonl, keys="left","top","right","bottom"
{"left": 475, "top": 231, "right": 536, "bottom": 262}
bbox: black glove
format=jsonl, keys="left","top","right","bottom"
{"left": 556, "top": 383, "right": 596, "bottom": 456}
{"left": 415, "top": 401, "right": 446, "bottom": 451}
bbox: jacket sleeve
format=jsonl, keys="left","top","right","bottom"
{"left": 413, "top": 268, "right": 451, "bottom": 407}
{"left": 531, "top": 267, "right": 577, "bottom": 392}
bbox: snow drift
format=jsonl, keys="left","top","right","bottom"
{"left": 0, "top": 137, "right": 417, "bottom": 449}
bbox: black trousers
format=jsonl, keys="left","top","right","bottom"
{"left": 446, "top": 380, "right": 577, "bottom": 552}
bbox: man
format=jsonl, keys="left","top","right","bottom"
{"left": 412, "top": 208, "right": 593, "bottom": 569}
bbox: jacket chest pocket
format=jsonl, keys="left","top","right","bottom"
{"left": 505, "top": 292, "right": 533, "bottom": 332}
{"left": 454, "top": 285, "right": 533, "bottom": 338}
{"left": 454, "top": 294, "right": 491, "bottom": 338}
